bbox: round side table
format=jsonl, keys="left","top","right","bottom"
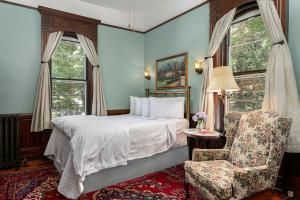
{"left": 184, "top": 129, "right": 222, "bottom": 160}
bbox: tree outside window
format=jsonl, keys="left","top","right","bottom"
{"left": 228, "top": 14, "right": 272, "bottom": 112}
{"left": 51, "top": 37, "right": 87, "bottom": 118}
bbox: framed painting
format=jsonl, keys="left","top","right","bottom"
{"left": 156, "top": 52, "right": 188, "bottom": 89}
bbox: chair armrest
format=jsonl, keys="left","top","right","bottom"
{"left": 232, "top": 165, "right": 272, "bottom": 199}
{"left": 192, "top": 149, "right": 230, "bottom": 162}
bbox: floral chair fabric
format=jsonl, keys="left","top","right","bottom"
{"left": 229, "top": 110, "right": 283, "bottom": 167}
{"left": 185, "top": 110, "right": 292, "bottom": 200}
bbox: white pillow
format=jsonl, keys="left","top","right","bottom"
{"left": 135, "top": 98, "right": 143, "bottom": 116}
{"left": 129, "top": 96, "right": 137, "bottom": 115}
{"left": 141, "top": 98, "right": 150, "bottom": 118}
{"left": 149, "top": 97, "right": 185, "bottom": 119}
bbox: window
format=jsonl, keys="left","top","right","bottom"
{"left": 228, "top": 12, "right": 272, "bottom": 112}
{"left": 51, "top": 36, "right": 87, "bottom": 118}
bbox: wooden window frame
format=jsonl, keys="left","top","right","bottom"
{"left": 39, "top": 7, "right": 100, "bottom": 115}
{"left": 209, "top": 0, "right": 288, "bottom": 132}
{"left": 50, "top": 34, "right": 89, "bottom": 117}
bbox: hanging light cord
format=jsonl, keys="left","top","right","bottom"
{"left": 133, "top": 0, "right": 135, "bottom": 31}
{"left": 128, "top": 0, "right": 131, "bottom": 29}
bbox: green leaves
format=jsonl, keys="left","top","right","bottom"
{"left": 51, "top": 39, "right": 87, "bottom": 118}
{"left": 52, "top": 40, "right": 86, "bottom": 79}
{"left": 230, "top": 16, "right": 272, "bottom": 73}
{"left": 229, "top": 15, "right": 271, "bottom": 112}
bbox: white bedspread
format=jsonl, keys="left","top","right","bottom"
{"left": 45, "top": 115, "right": 183, "bottom": 199}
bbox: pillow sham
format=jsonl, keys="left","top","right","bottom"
{"left": 135, "top": 97, "right": 143, "bottom": 116}
{"left": 141, "top": 98, "right": 150, "bottom": 117}
{"left": 129, "top": 96, "right": 137, "bottom": 115}
{"left": 149, "top": 97, "right": 185, "bottom": 119}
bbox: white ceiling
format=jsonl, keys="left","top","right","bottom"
{"left": 6, "top": 0, "right": 206, "bottom": 32}
{"left": 81, "top": 0, "right": 174, "bottom": 14}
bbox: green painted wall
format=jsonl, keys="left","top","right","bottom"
{"left": 0, "top": 3, "right": 41, "bottom": 114}
{"left": 0, "top": 3, "right": 145, "bottom": 113}
{"left": 0, "top": 1, "right": 299, "bottom": 113}
{"left": 289, "top": 0, "right": 300, "bottom": 95}
{"left": 99, "top": 26, "right": 145, "bottom": 109}
{"left": 144, "top": 4, "right": 210, "bottom": 112}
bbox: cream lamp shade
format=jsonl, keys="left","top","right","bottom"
{"left": 207, "top": 66, "right": 240, "bottom": 93}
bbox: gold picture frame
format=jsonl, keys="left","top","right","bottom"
{"left": 156, "top": 52, "right": 188, "bottom": 89}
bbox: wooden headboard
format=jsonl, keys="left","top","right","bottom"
{"left": 145, "top": 86, "right": 191, "bottom": 120}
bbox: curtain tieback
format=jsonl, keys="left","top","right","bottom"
{"left": 94, "top": 65, "right": 100, "bottom": 68}
{"left": 205, "top": 56, "right": 213, "bottom": 60}
{"left": 273, "top": 40, "right": 284, "bottom": 46}
{"left": 41, "top": 61, "right": 48, "bottom": 64}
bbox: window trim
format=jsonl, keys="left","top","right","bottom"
{"left": 233, "top": 69, "right": 266, "bottom": 76}
{"left": 39, "top": 5, "right": 99, "bottom": 116}
{"left": 50, "top": 33, "right": 93, "bottom": 118}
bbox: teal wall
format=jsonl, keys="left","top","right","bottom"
{"left": 289, "top": 0, "right": 300, "bottom": 95}
{"left": 144, "top": 4, "right": 210, "bottom": 112}
{"left": 0, "top": 2, "right": 145, "bottom": 113}
{"left": 0, "top": 1, "right": 299, "bottom": 113}
{"left": 99, "top": 26, "right": 144, "bottom": 109}
{"left": 0, "top": 3, "right": 41, "bottom": 114}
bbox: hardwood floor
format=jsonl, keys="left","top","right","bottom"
{"left": 0, "top": 159, "right": 52, "bottom": 172}
{"left": 1, "top": 160, "right": 286, "bottom": 200}
{"left": 247, "top": 190, "right": 285, "bottom": 200}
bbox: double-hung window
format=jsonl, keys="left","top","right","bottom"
{"left": 51, "top": 36, "right": 87, "bottom": 118}
{"left": 228, "top": 11, "right": 272, "bottom": 112}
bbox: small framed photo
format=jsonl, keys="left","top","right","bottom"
{"left": 156, "top": 52, "right": 188, "bottom": 89}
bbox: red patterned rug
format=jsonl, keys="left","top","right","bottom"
{"left": 0, "top": 165, "right": 202, "bottom": 200}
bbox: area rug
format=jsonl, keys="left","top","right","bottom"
{"left": 0, "top": 165, "right": 202, "bottom": 200}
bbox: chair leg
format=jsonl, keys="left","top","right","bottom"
{"left": 184, "top": 179, "right": 190, "bottom": 200}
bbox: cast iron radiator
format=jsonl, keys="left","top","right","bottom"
{"left": 0, "top": 114, "right": 20, "bottom": 169}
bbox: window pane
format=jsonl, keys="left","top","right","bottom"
{"left": 228, "top": 74, "right": 265, "bottom": 112}
{"left": 52, "top": 38, "right": 86, "bottom": 79}
{"left": 52, "top": 80, "right": 86, "bottom": 118}
{"left": 228, "top": 14, "right": 270, "bottom": 112}
{"left": 229, "top": 16, "right": 272, "bottom": 73}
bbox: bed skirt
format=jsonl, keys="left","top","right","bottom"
{"left": 53, "top": 145, "right": 188, "bottom": 194}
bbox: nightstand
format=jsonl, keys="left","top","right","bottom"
{"left": 184, "top": 129, "right": 225, "bottom": 160}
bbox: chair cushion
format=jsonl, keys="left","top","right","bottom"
{"left": 185, "top": 160, "right": 239, "bottom": 199}
{"left": 228, "top": 110, "right": 281, "bottom": 167}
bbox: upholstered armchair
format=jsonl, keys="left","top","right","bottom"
{"left": 184, "top": 110, "right": 292, "bottom": 200}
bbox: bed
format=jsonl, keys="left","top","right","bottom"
{"left": 44, "top": 87, "right": 191, "bottom": 199}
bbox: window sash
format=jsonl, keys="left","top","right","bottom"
{"left": 227, "top": 73, "right": 266, "bottom": 112}
{"left": 50, "top": 36, "right": 88, "bottom": 118}
{"left": 51, "top": 80, "right": 87, "bottom": 118}
{"left": 52, "top": 77, "right": 87, "bottom": 82}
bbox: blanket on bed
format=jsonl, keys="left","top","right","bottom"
{"left": 48, "top": 115, "right": 178, "bottom": 199}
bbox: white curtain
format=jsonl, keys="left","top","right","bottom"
{"left": 258, "top": 0, "right": 300, "bottom": 152}
{"left": 200, "top": 8, "right": 236, "bottom": 130}
{"left": 31, "top": 31, "right": 63, "bottom": 132}
{"left": 77, "top": 34, "right": 107, "bottom": 116}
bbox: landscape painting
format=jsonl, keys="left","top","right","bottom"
{"left": 156, "top": 52, "right": 188, "bottom": 89}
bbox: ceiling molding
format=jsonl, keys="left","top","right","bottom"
{"left": 100, "top": 22, "right": 144, "bottom": 34}
{"left": 0, "top": 0, "right": 36, "bottom": 10}
{"left": 144, "top": 0, "right": 210, "bottom": 33}
{"left": 0, "top": 0, "right": 210, "bottom": 34}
